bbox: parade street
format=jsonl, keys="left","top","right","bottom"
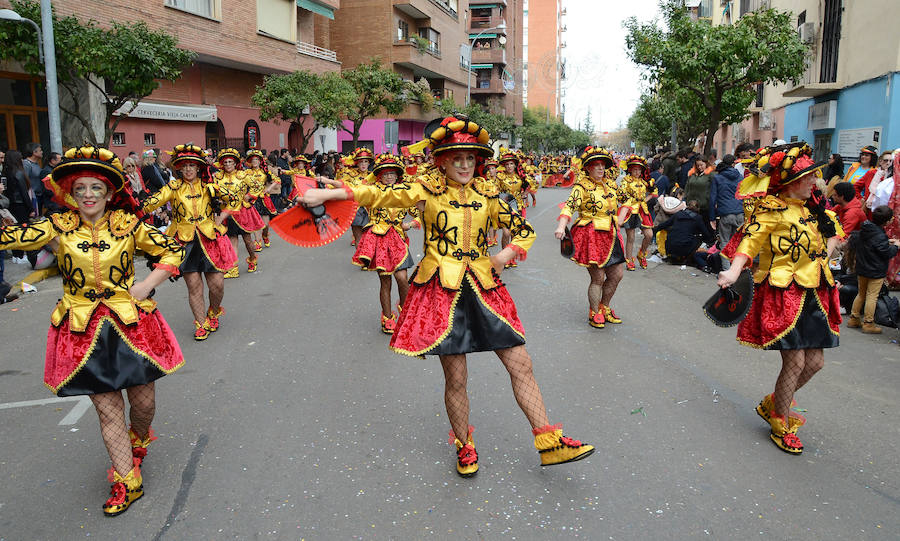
{"left": 1, "top": 189, "right": 898, "bottom": 541}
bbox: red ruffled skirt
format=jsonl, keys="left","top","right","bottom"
{"left": 352, "top": 227, "right": 413, "bottom": 275}
{"left": 737, "top": 281, "right": 841, "bottom": 350}
{"left": 180, "top": 232, "right": 238, "bottom": 273}
{"left": 227, "top": 207, "right": 265, "bottom": 233}
{"left": 390, "top": 271, "right": 525, "bottom": 357}
{"left": 45, "top": 305, "right": 184, "bottom": 396}
{"left": 570, "top": 224, "right": 626, "bottom": 268}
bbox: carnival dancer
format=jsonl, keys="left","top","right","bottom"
{"left": 339, "top": 148, "right": 374, "bottom": 246}
{"left": 299, "top": 116, "right": 594, "bottom": 477}
{"left": 522, "top": 153, "right": 539, "bottom": 207}
{"left": 212, "top": 148, "right": 264, "bottom": 278}
{"left": 478, "top": 157, "right": 501, "bottom": 247}
{"left": 618, "top": 155, "right": 656, "bottom": 270}
{"left": 350, "top": 154, "right": 420, "bottom": 333}
{"left": 554, "top": 147, "right": 626, "bottom": 328}
{"left": 718, "top": 142, "right": 841, "bottom": 455}
{"left": 244, "top": 150, "right": 280, "bottom": 251}
{"left": 497, "top": 149, "right": 532, "bottom": 268}
{"left": 0, "top": 146, "right": 185, "bottom": 515}
{"left": 142, "top": 144, "right": 237, "bottom": 340}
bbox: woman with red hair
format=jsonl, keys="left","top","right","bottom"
{"left": 0, "top": 146, "right": 185, "bottom": 515}
{"left": 718, "top": 142, "right": 842, "bottom": 455}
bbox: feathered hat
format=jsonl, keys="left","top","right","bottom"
{"left": 170, "top": 143, "right": 207, "bottom": 169}
{"left": 402, "top": 115, "right": 493, "bottom": 158}
{"left": 245, "top": 149, "right": 265, "bottom": 164}
{"left": 579, "top": 146, "right": 615, "bottom": 168}
{"left": 737, "top": 142, "right": 826, "bottom": 199}
{"left": 43, "top": 145, "right": 140, "bottom": 213}
{"left": 498, "top": 147, "right": 519, "bottom": 164}
{"left": 215, "top": 147, "right": 243, "bottom": 169}
{"left": 372, "top": 153, "right": 405, "bottom": 175}
{"left": 291, "top": 154, "right": 312, "bottom": 166}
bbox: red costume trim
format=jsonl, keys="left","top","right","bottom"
{"left": 532, "top": 423, "right": 563, "bottom": 435}
{"left": 152, "top": 263, "right": 181, "bottom": 277}
{"left": 569, "top": 224, "right": 623, "bottom": 268}
{"left": 352, "top": 227, "right": 411, "bottom": 275}
{"left": 509, "top": 244, "right": 528, "bottom": 261}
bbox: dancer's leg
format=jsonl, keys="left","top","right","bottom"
{"left": 90, "top": 391, "right": 133, "bottom": 476}
{"left": 439, "top": 354, "right": 470, "bottom": 443}
{"left": 495, "top": 346, "right": 550, "bottom": 430}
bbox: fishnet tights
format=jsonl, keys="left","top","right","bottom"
{"left": 587, "top": 264, "right": 624, "bottom": 311}
{"left": 774, "top": 348, "right": 824, "bottom": 418}
{"left": 229, "top": 233, "right": 255, "bottom": 258}
{"left": 90, "top": 383, "right": 155, "bottom": 477}
{"left": 183, "top": 273, "right": 224, "bottom": 322}
{"left": 378, "top": 271, "right": 410, "bottom": 317}
{"left": 440, "top": 346, "right": 550, "bottom": 443}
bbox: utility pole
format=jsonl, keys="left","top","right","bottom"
{"left": 41, "top": 0, "right": 62, "bottom": 153}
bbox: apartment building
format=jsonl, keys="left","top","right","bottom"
{"left": 330, "top": 0, "right": 472, "bottom": 152}
{"left": 468, "top": 0, "right": 524, "bottom": 124}
{"left": 709, "top": 0, "right": 900, "bottom": 163}
{"left": 0, "top": 0, "right": 341, "bottom": 154}
{"left": 523, "top": 0, "right": 564, "bottom": 118}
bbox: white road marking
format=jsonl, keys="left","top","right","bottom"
{"left": 0, "top": 395, "right": 93, "bottom": 425}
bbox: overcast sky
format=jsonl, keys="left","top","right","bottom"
{"left": 558, "top": 0, "right": 663, "bottom": 133}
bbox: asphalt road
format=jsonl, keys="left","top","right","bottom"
{"left": 1, "top": 189, "right": 898, "bottom": 540}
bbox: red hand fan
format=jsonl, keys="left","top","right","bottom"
{"left": 269, "top": 175, "right": 358, "bottom": 247}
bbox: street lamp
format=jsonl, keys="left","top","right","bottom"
{"left": 466, "top": 22, "right": 507, "bottom": 106}
{"left": 0, "top": 3, "right": 62, "bottom": 153}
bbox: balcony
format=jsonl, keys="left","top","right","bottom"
{"left": 393, "top": 0, "right": 431, "bottom": 20}
{"left": 471, "top": 47, "right": 505, "bottom": 65}
{"left": 296, "top": 41, "right": 338, "bottom": 63}
{"left": 393, "top": 39, "right": 449, "bottom": 79}
{"left": 471, "top": 77, "right": 507, "bottom": 94}
{"left": 469, "top": 15, "right": 506, "bottom": 32}
{"left": 470, "top": 0, "right": 505, "bottom": 6}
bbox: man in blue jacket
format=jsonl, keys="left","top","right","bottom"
{"left": 709, "top": 154, "right": 743, "bottom": 247}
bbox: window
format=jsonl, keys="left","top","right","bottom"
{"left": 144, "top": 133, "right": 156, "bottom": 146}
{"left": 445, "top": 89, "right": 453, "bottom": 101}
{"left": 418, "top": 27, "right": 440, "bottom": 55}
{"left": 165, "top": 0, "right": 218, "bottom": 19}
{"left": 397, "top": 19, "right": 409, "bottom": 42}
{"left": 112, "top": 132, "right": 126, "bottom": 146}
{"left": 820, "top": 0, "right": 841, "bottom": 83}
{"left": 257, "top": 0, "right": 296, "bottom": 42}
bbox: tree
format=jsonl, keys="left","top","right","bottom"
{"left": 582, "top": 108, "right": 594, "bottom": 139}
{"left": 252, "top": 71, "right": 353, "bottom": 152}
{"left": 339, "top": 59, "right": 414, "bottom": 148}
{"left": 515, "top": 106, "right": 590, "bottom": 153}
{"left": 627, "top": 80, "right": 706, "bottom": 151}
{"left": 624, "top": 1, "right": 807, "bottom": 154}
{"left": 0, "top": 0, "right": 195, "bottom": 146}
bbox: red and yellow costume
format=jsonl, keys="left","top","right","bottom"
{"left": 244, "top": 151, "right": 278, "bottom": 218}
{"left": 0, "top": 147, "right": 185, "bottom": 397}
{"left": 286, "top": 155, "right": 313, "bottom": 202}
{"left": 351, "top": 155, "right": 418, "bottom": 275}
{"left": 497, "top": 149, "right": 532, "bottom": 216}
{"left": 341, "top": 148, "right": 374, "bottom": 228}
{"left": 617, "top": 155, "right": 656, "bottom": 229}
{"left": 559, "top": 159, "right": 624, "bottom": 268}
{"left": 214, "top": 148, "right": 265, "bottom": 235}
{"left": 345, "top": 163, "right": 535, "bottom": 357}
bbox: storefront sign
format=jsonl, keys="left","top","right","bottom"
{"left": 113, "top": 102, "right": 218, "bottom": 122}
{"left": 807, "top": 100, "right": 836, "bottom": 131}
{"left": 838, "top": 127, "right": 881, "bottom": 158}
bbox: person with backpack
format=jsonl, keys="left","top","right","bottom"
{"left": 848, "top": 205, "right": 900, "bottom": 334}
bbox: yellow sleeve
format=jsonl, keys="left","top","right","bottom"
{"left": 0, "top": 218, "right": 57, "bottom": 251}
{"left": 495, "top": 198, "right": 536, "bottom": 257}
{"left": 560, "top": 185, "right": 583, "bottom": 220}
{"left": 350, "top": 182, "right": 426, "bottom": 209}
{"left": 825, "top": 209, "right": 844, "bottom": 239}
{"left": 142, "top": 183, "right": 175, "bottom": 213}
{"left": 133, "top": 221, "right": 185, "bottom": 273}
{"left": 735, "top": 209, "right": 779, "bottom": 260}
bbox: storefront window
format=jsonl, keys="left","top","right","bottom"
{"left": 144, "top": 133, "right": 156, "bottom": 146}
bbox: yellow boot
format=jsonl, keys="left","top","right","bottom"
{"left": 449, "top": 426, "right": 478, "bottom": 478}
{"left": 224, "top": 266, "right": 239, "bottom": 279}
{"left": 103, "top": 467, "right": 144, "bottom": 516}
{"left": 755, "top": 393, "right": 804, "bottom": 427}
{"left": 533, "top": 424, "right": 594, "bottom": 466}
{"left": 768, "top": 414, "right": 803, "bottom": 455}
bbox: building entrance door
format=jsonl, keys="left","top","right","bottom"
{"left": 0, "top": 73, "right": 48, "bottom": 151}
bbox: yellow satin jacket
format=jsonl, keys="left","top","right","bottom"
{"left": 497, "top": 170, "right": 530, "bottom": 208}
{"left": 142, "top": 178, "right": 228, "bottom": 242}
{"left": 617, "top": 175, "right": 657, "bottom": 215}
{"left": 349, "top": 172, "right": 535, "bottom": 290}
{"left": 339, "top": 168, "right": 369, "bottom": 187}
{"left": 559, "top": 175, "right": 620, "bottom": 231}
{"left": 735, "top": 195, "right": 842, "bottom": 288}
{"left": 0, "top": 210, "right": 184, "bottom": 332}
{"left": 243, "top": 168, "right": 272, "bottom": 197}
{"left": 364, "top": 181, "right": 419, "bottom": 236}
{"left": 213, "top": 170, "right": 254, "bottom": 212}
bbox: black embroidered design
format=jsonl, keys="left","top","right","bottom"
{"left": 60, "top": 254, "right": 85, "bottom": 295}
{"left": 777, "top": 224, "right": 811, "bottom": 263}
{"left": 448, "top": 200, "right": 483, "bottom": 210}
{"left": 429, "top": 211, "right": 458, "bottom": 256}
{"left": 84, "top": 288, "right": 116, "bottom": 301}
{"left": 452, "top": 248, "right": 480, "bottom": 260}
{"left": 108, "top": 251, "right": 132, "bottom": 288}
{"left": 76, "top": 240, "right": 111, "bottom": 253}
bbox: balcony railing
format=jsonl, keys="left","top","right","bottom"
{"left": 471, "top": 47, "right": 505, "bottom": 65}
{"left": 296, "top": 41, "right": 338, "bottom": 62}
{"left": 470, "top": 15, "right": 506, "bottom": 31}
{"left": 472, "top": 78, "right": 507, "bottom": 93}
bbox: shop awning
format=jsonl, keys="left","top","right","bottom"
{"left": 470, "top": 3, "right": 500, "bottom": 7}
{"left": 471, "top": 64, "right": 494, "bottom": 69}
{"left": 469, "top": 33, "right": 497, "bottom": 39}
{"left": 113, "top": 101, "right": 218, "bottom": 122}
{"left": 297, "top": 0, "right": 334, "bottom": 19}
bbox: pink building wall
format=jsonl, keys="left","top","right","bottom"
{"left": 337, "top": 119, "right": 427, "bottom": 154}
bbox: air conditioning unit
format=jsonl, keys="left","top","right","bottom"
{"left": 799, "top": 22, "right": 816, "bottom": 44}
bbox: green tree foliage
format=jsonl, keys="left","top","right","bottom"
{"left": 627, "top": 80, "right": 706, "bottom": 151}
{"left": 252, "top": 71, "right": 353, "bottom": 152}
{"left": 0, "top": 0, "right": 195, "bottom": 146}
{"left": 435, "top": 101, "right": 515, "bottom": 145}
{"left": 624, "top": 1, "right": 807, "bottom": 154}
{"left": 516, "top": 106, "right": 590, "bottom": 153}
{"left": 340, "top": 59, "right": 413, "bottom": 148}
